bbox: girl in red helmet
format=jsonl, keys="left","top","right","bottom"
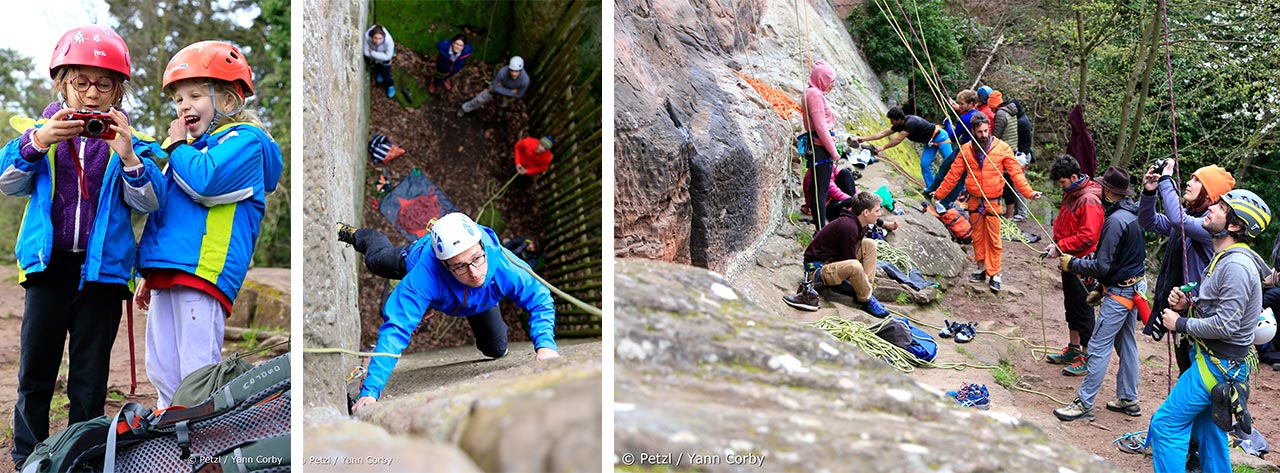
{"left": 0, "top": 25, "right": 166, "bottom": 466}
{"left": 133, "top": 41, "right": 284, "bottom": 409}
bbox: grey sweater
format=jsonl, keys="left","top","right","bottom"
{"left": 1178, "top": 245, "right": 1269, "bottom": 358}
{"left": 491, "top": 66, "right": 530, "bottom": 98}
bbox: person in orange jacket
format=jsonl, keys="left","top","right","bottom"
{"left": 514, "top": 136, "right": 553, "bottom": 175}
{"left": 933, "top": 113, "right": 1042, "bottom": 292}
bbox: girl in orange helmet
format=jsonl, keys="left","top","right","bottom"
{"left": 0, "top": 25, "right": 166, "bottom": 466}
{"left": 133, "top": 41, "right": 284, "bottom": 409}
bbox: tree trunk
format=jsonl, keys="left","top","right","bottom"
{"left": 1115, "top": 8, "right": 1163, "bottom": 169}
{"left": 1076, "top": 9, "right": 1087, "bottom": 108}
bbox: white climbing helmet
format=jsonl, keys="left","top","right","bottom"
{"left": 431, "top": 212, "right": 482, "bottom": 260}
{"left": 509, "top": 56, "right": 524, "bottom": 71}
{"left": 1257, "top": 307, "right": 1277, "bottom": 346}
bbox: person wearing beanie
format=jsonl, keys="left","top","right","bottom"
{"left": 514, "top": 135, "right": 554, "bottom": 175}
{"left": 976, "top": 85, "right": 996, "bottom": 124}
{"left": 1137, "top": 161, "right": 1236, "bottom": 468}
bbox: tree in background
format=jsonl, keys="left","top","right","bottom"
{"left": 850, "top": 0, "right": 967, "bottom": 123}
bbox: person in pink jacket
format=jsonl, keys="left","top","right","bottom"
{"left": 800, "top": 60, "right": 840, "bottom": 232}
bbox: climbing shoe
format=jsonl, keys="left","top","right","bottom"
{"left": 954, "top": 322, "right": 977, "bottom": 343}
{"left": 388, "top": 86, "right": 396, "bottom": 98}
{"left": 1113, "top": 431, "right": 1149, "bottom": 454}
{"left": 969, "top": 269, "right": 988, "bottom": 283}
{"left": 938, "top": 319, "right": 957, "bottom": 338}
{"left": 1062, "top": 355, "right": 1089, "bottom": 376}
{"left": 337, "top": 222, "right": 358, "bottom": 247}
{"left": 783, "top": 283, "right": 820, "bottom": 312}
{"left": 1047, "top": 344, "right": 1084, "bottom": 365}
{"left": 947, "top": 383, "right": 990, "bottom": 409}
{"left": 989, "top": 273, "right": 1002, "bottom": 292}
{"left": 861, "top": 295, "right": 890, "bottom": 318}
{"left": 1054, "top": 398, "right": 1094, "bottom": 421}
{"left": 1105, "top": 398, "right": 1142, "bottom": 417}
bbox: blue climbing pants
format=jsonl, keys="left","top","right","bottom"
{"left": 920, "top": 129, "right": 954, "bottom": 189}
{"left": 1149, "top": 343, "right": 1249, "bottom": 473}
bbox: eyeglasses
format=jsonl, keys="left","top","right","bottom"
{"left": 67, "top": 75, "right": 117, "bottom": 93}
{"left": 447, "top": 252, "right": 487, "bottom": 276}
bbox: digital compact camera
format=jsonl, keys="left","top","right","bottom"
{"left": 67, "top": 110, "right": 116, "bottom": 140}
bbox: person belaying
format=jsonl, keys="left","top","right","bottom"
{"left": 1042, "top": 155, "right": 1103, "bottom": 376}
{"left": 337, "top": 213, "right": 560, "bottom": 414}
{"left": 430, "top": 34, "right": 471, "bottom": 94}
{"left": 856, "top": 107, "right": 954, "bottom": 192}
{"left": 363, "top": 24, "right": 396, "bottom": 98}
{"left": 459, "top": 56, "right": 530, "bottom": 117}
{"left": 1052, "top": 166, "right": 1146, "bottom": 421}
{"left": 515, "top": 136, "right": 554, "bottom": 175}
{"left": 798, "top": 60, "right": 841, "bottom": 232}
{"left": 932, "top": 113, "right": 1042, "bottom": 292}
{"left": 783, "top": 192, "right": 892, "bottom": 318}
{"left": 1147, "top": 189, "right": 1271, "bottom": 472}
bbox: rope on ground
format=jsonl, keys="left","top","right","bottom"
{"left": 874, "top": 239, "right": 918, "bottom": 272}
{"left": 809, "top": 315, "right": 997, "bottom": 373}
{"left": 302, "top": 347, "right": 402, "bottom": 358}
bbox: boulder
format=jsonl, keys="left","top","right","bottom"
{"left": 228, "top": 268, "right": 291, "bottom": 329}
{"left": 615, "top": 258, "right": 1119, "bottom": 472}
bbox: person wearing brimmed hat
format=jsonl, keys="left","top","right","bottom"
{"left": 340, "top": 212, "right": 561, "bottom": 414}
{"left": 459, "top": 56, "right": 530, "bottom": 116}
{"left": 1053, "top": 166, "right": 1147, "bottom": 421}
{"left": 1145, "top": 188, "right": 1271, "bottom": 471}
{"left": 1140, "top": 162, "right": 1235, "bottom": 367}
{"left": 514, "top": 135, "right": 554, "bottom": 175}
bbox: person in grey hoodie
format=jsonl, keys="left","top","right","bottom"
{"left": 459, "top": 56, "right": 530, "bottom": 116}
{"left": 1146, "top": 189, "right": 1271, "bottom": 472}
{"left": 363, "top": 24, "right": 396, "bottom": 98}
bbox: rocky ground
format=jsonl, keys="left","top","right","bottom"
{"left": 0, "top": 266, "right": 287, "bottom": 471}
{"left": 305, "top": 338, "right": 602, "bottom": 472}
{"left": 725, "top": 158, "right": 1280, "bottom": 472}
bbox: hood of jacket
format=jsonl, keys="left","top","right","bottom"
{"left": 808, "top": 60, "right": 835, "bottom": 92}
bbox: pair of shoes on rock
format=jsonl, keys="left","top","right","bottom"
{"left": 1046, "top": 344, "right": 1084, "bottom": 365}
{"left": 938, "top": 320, "right": 976, "bottom": 343}
{"left": 1054, "top": 397, "right": 1094, "bottom": 421}
{"left": 1105, "top": 398, "right": 1142, "bottom": 417}
{"left": 1113, "top": 430, "right": 1149, "bottom": 454}
{"left": 1062, "top": 355, "right": 1089, "bottom": 376}
{"left": 947, "top": 382, "right": 990, "bottom": 409}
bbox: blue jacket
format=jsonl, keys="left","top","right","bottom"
{"left": 360, "top": 224, "right": 557, "bottom": 399}
{"left": 0, "top": 115, "right": 165, "bottom": 287}
{"left": 138, "top": 122, "right": 283, "bottom": 303}
{"left": 435, "top": 39, "right": 472, "bottom": 74}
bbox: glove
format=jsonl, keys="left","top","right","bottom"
{"left": 1058, "top": 254, "right": 1074, "bottom": 273}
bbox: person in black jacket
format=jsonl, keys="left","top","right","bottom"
{"left": 1052, "top": 166, "right": 1147, "bottom": 421}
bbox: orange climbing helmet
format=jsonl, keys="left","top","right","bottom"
{"left": 162, "top": 41, "right": 255, "bottom": 98}
{"left": 49, "top": 25, "right": 132, "bottom": 80}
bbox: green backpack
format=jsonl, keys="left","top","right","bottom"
{"left": 21, "top": 353, "right": 291, "bottom": 473}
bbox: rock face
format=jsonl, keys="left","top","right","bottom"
{"left": 302, "top": 0, "right": 369, "bottom": 412}
{"left": 615, "top": 0, "right": 889, "bottom": 272}
{"left": 228, "top": 268, "right": 291, "bottom": 329}
{"left": 304, "top": 416, "right": 482, "bottom": 472}
{"left": 614, "top": 258, "right": 1118, "bottom": 472}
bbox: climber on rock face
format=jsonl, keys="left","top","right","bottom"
{"left": 336, "top": 213, "right": 560, "bottom": 414}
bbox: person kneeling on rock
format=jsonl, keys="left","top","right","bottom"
{"left": 337, "top": 213, "right": 559, "bottom": 414}
{"left": 783, "top": 192, "right": 892, "bottom": 317}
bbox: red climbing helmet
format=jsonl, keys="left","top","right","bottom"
{"left": 163, "top": 41, "right": 255, "bottom": 98}
{"left": 49, "top": 25, "right": 132, "bottom": 80}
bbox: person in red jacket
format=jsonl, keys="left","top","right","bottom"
{"left": 933, "top": 113, "right": 1042, "bottom": 292}
{"left": 1042, "top": 154, "right": 1104, "bottom": 375}
{"left": 514, "top": 136, "right": 553, "bottom": 175}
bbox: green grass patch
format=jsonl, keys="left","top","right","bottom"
{"left": 390, "top": 67, "right": 431, "bottom": 109}
{"left": 992, "top": 361, "right": 1019, "bottom": 390}
{"left": 896, "top": 292, "right": 910, "bottom": 305}
{"left": 373, "top": 0, "right": 514, "bottom": 63}
{"left": 108, "top": 390, "right": 125, "bottom": 402}
{"left": 1232, "top": 465, "right": 1258, "bottom": 473}
{"left": 796, "top": 229, "right": 813, "bottom": 248}
{"left": 49, "top": 393, "right": 70, "bottom": 421}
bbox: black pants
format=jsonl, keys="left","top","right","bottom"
{"left": 1061, "top": 270, "right": 1094, "bottom": 348}
{"left": 12, "top": 253, "right": 123, "bottom": 465}
{"left": 354, "top": 229, "right": 509, "bottom": 358}
{"left": 805, "top": 138, "right": 834, "bottom": 232}
{"left": 432, "top": 65, "right": 456, "bottom": 88}
{"left": 368, "top": 60, "right": 394, "bottom": 89}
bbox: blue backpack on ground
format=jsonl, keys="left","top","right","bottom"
{"left": 897, "top": 317, "right": 938, "bottom": 363}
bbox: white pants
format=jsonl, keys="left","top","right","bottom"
{"left": 461, "top": 89, "right": 494, "bottom": 113}
{"left": 145, "top": 286, "right": 224, "bottom": 408}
